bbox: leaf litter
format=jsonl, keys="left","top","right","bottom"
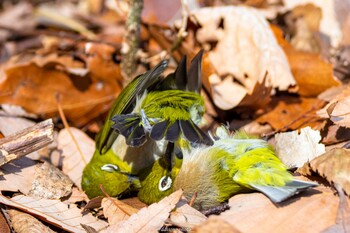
{"left": 0, "top": 0, "right": 350, "bottom": 232}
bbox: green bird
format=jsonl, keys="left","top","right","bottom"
{"left": 82, "top": 51, "right": 212, "bottom": 198}
{"left": 138, "top": 126, "right": 317, "bottom": 210}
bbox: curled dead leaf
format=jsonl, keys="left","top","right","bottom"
{"left": 7, "top": 209, "right": 55, "bottom": 233}
{"left": 299, "top": 148, "right": 350, "bottom": 196}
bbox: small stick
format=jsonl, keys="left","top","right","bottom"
{"left": 0, "top": 119, "right": 54, "bottom": 167}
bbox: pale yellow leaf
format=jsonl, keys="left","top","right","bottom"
{"left": 7, "top": 209, "right": 55, "bottom": 233}
{"left": 193, "top": 6, "right": 295, "bottom": 109}
{"left": 102, "top": 197, "right": 138, "bottom": 225}
{"left": 106, "top": 190, "right": 183, "bottom": 233}
{"left": 275, "top": 127, "right": 325, "bottom": 168}
{"left": 0, "top": 194, "right": 108, "bottom": 233}
{"left": 58, "top": 127, "right": 95, "bottom": 188}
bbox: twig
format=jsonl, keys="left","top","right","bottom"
{"left": 188, "top": 191, "right": 197, "bottom": 207}
{"left": 56, "top": 93, "right": 87, "bottom": 165}
{"left": 0, "top": 119, "right": 54, "bottom": 167}
{"left": 120, "top": 0, "right": 143, "bottom": 86}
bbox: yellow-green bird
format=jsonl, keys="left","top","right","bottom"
{"left": 82, "top": 51, "right": 212, "bottom": 198}
{"left": 138, "top": 126, "right": 317, "bottom": 210}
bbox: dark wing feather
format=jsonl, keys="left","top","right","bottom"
{"left": 150, "top": 120, "right": 170, "bottom": 141}
{"left": 165, "top": 121, "right": 180, "bottom": 142}
{"left": 111, "top": 114, "right": 146, "bottom": 147}
{"left": 179, "top": 120, "right": 213, "bottom": 146}
{"left": 175, "top": 56, "right": 188, "bottom": 90}
{"left": 97, "top": 60, "right": 168, "bottom": 153}
{"left": 187, "top": 49, "right": 203, "bottom": 92}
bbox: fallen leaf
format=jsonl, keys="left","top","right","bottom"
{"left": 142, "top": 0, "right": 181, "bottom": 25}
{"left": 219, "top": 185, "right": 338, "bottom": 233}
{"left": 275, "top": 127, "right": 325, "bottom": 168}
{"left": 299, "top": 148, "right": 350, "bottom": 196}
{"left": 28, "top": 162, "right": 73, "bottom": 199}
{"left": 0, "top": 2, "right": 35, "bottom": 42}
{"left": 283, "top": 0, "right": 344, "bottom": 47}
{"left": 7, "top": 209, "right": 55, "bottom": 233}
{"left": 0, "top": 51, "right": 121, "bottom": 126}
{"left": 193, "top": 216, "right": 241, "bottom": 233}
{"left": 64, "top": 187, "right": 89, "bottom": 204}
{"left": 272, "top": 25, "right": 340, "bottom": 97}
{"left": 0, "top": 208, "right": 10, "bottom": 233}
{"left": 0, "top": 194, "right": 108, "bottom": 233}
{"left": 317, "top": 87, "right": 350, "bottom": 128}
{"left": 0, "top": 157, "right": 37, "bottom": 194}
{"left": 58, "top": 127, "right": 95, "bottom": 189}
{"left": 256, "top": 95, "right": 325, "bottom": 130}
{"left": 102, "top": 197, "right": 138, "bottom": 225}
{"left": 106, "top": 190, "right": 183, "bottom": 233}
{"left": 322, "top": 184, "right": 350, "bottom": 233}
{"left": 321, "top": 124, "right": 350, "bottom": 145}
{"left": 193, "top": 6, "right": 295, "bottom": 110}
{"left": 169, "top": 199, "right": 207, "bottom": 229}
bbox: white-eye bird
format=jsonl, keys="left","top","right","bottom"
{"left": 82, "top": 51, "right": 213, "bottom": 198}
{"left": 138, "top": 126, "right": 317, "bottom": 210}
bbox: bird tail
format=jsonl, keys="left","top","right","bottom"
{"left": 251, "top": 179, "right": 318, "bottom": 203}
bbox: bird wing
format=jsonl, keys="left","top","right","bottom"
{"left": 251, "top": 180, "right": 318, "bottom": 203}
{"left": 96, "top": 60, "right": 168, "bottom": 153}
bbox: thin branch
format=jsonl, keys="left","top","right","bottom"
{"left": 120, "top": 0, "right": 143, "bottom": 86}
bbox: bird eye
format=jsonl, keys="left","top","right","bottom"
{"left": 100, "top": 164, "right": 119, "bottom": 172}
{"left": 158, "top": 176, "right": 172, "bottom": 191}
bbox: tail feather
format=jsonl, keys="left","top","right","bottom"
{"left": 251, "top": 180, "right": 318, "bottom": 203}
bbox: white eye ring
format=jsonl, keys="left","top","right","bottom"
{"left": 100, "top": 164, "right": 119, "bottom": 172}
{"left": 158, "top": 176, "right": 172, "bottom": 191}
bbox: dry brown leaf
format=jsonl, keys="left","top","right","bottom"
{"left": 317, "top": 87, "right": 350, "bottom": 128}
{"left": 321, "top": 124, "right": 350, "bottom": 145}
{"left": 7, "top": 209, "right": 55, "bottom": 233}
{"left": 58, "top": 127, "right": 95, "bottom": 189}
{"left": 275, "top": 127, "right": 325, "bottom": 168}
{"left": 28, "top": 162, "right": 73, "bottom": 199}
{"left": 193, "top": 216, "right": 241, "bottom": 233}
{"left": 169, "top": 199, "right": 207, "bottom": 229}
{"left": 0, "top": 209, "right": 10, "bottom": 233}
{"left": 256, "top": 96, "right": 325, "bottom": 130}
{"left": 106, "top": 190, "right": 183, "bottom": 233}
{"left": 218, "top": 185, "right": 338, "bottom": 233}
{"left": 272, "top": 25, "right": 340, "bottom": 97}
{"left": 102, "top": 197, "right": 138, "bottom": 225}
{"left": 64, "top": 187, "right": 90, "bottom": 204}
{"left": 141, "top": 0, "right": 181, "bottom": 24}
{"left": 0, "top": 50, "right": 121, "bottom": 126}
{"left": 322, "top": 185, "right": 350, "bottom": 233}
{"left": 193, "top": 6, "right": 295, "bottom": 110}
{"left": 299, "top": 148, "right": 350, "bottom": 196}
{"left": 283, "top": 0, "right": 344, "bottom": 47}
{"left": 0, "top": 194, "right": 108, "bottom": 233}
{"left": 0, "top": 2, "right": 35, "bottom": 42}
{"left": 0, "top": 157, "right": 37, "bottom": 194}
